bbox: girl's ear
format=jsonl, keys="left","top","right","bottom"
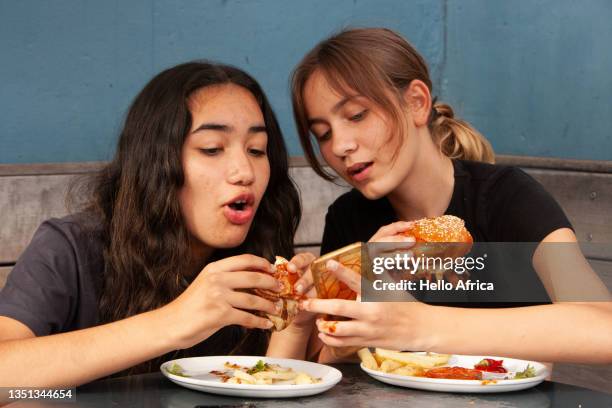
{"left": 402, "top": 79, "right": 432, "bottom": 127}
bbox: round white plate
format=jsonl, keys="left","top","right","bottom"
{"left": 361, "top": 354, "right": 548, "bottom": 393}
{"left": 161, "top": 356, "right": 342, "bottom": 398}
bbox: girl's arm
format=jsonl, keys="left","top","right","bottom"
{"left": 302, "top": 257, "right": 612, "bottom": 364}
{"left": 266, "top": 324, "right": 315, "bottom": 360}
{"left": 0, "top": 254, "right": 282, "bottom": 388}
{"left": 532, "top": 228, "right": 610, "bottom": 302}
{"left": 305, "top": 297, "right": 612, "bottom": 364}
{"left": 418, "top": 302, "right": 612, "bottom": 363}
{"left": 0, "top": 307, "right": 177, "bottom": 388}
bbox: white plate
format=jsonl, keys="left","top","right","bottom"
{"left": 361, "top": 354, "right": 548, "bottom": 393}
{"left": 161, "top": 356, "right": 342, "bottom": 398}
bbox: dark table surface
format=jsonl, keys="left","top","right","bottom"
{"left": 6, "top": 364, "right": 611, "bottom": 408}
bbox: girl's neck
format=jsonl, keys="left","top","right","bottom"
{"left": 387, "top": 139, "right": 455, "bottom": 221}
{"left": 186, "top": 241, "right": 214, "bottom": 278}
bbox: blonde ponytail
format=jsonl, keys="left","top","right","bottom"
{"left": 430, "top": 102, "right": 495, "bottom": 164}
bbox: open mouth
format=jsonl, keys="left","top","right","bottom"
{"left": 347, "top": 162, "right": 373, "bottom": 179}
{"left": 228, "top": 199, "right": 248, "bottom": 211}
{"left": 223, "top": 194, "right": 256, "bottom": 225}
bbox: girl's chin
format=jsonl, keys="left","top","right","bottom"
{"left": 356, "top": 182, "right": 388, "bottom": 200}
{"left": 193, "top": 228, "right": 251, "bottom": 252}
{"left": 216, "top": 227, "right": 251, "bottom": 247}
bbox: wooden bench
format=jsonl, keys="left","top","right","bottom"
{"left": 1, "top": 155, "right": 611, "bottom": 392}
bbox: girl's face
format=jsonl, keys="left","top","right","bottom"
{"left": 303, "top": 70, "right": 423, "bottom": 199}
{"left": 179, "top": 84, "right": 270, "bottom": 255}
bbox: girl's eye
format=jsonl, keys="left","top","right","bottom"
{"left": 248, "top": 148, "right": 267, "bottom": 157}
{"left": 349, "top": 109, "right": 368, "bottom": 122}
{"left": 199, "top": 148, "right": 222, "bottom": 156}
{"left": 317, "top": 130, "right": 331, "bottom": 142}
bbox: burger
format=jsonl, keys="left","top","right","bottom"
{"left": 254, "top": 256, "right": 302, "bottom": 331}
{"left": 400, "top": 215, "right": 473, "bottom": 281}
{"left": 310, "top": 216, "right": 474, "bottom": 302}
{"left": 401, "top": 215, "right": 472, "bottom": 254}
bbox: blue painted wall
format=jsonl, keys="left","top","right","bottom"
{"left": 0, "top": 0, "right": 610, "bottom": 163}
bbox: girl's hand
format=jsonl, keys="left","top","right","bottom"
{"left": 265, "top": 252, "right": 319, "bottom": 360}
{"left": 369, "top": 221, "right": 416, "bottom": 243}
{"left": 368, "top": 221, "right": 416, "bottom": 261}
{"left": 163, "top": 254, "right": 282, "bottom": 349}
{"left": 301, "top": 259, "right": 428, "bottom": 351}
{"left": 285, "top": 252, "right": 317, "bottom": 329}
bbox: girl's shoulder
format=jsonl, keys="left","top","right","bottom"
{"left": 32, "top": 213, "right": 104, "bottom": 253}
{"left": 456, "top": 159, "right": 525, "bottom": 184}
{"left": 456, "top": 160, "right": 571, "bottom": 242}
{"left": 456, "top": 159, "right": 545, "bottom": 201}
{"left": 1, "top": 213, "right": 105, "bottom": 335}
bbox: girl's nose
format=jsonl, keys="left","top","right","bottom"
{"left": 331, "top": 129, "right": 358, "bottom": 157}
{"left": 227, "top": 153, "right": 255, "bottom": 185}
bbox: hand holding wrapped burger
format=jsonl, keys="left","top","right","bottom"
{"left": 301, "top": 216, "right": 474, "bottom": 355}
{"left": 254, "top": 256, "right": 303, "bottom": 331}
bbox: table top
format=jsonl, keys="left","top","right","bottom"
{"left": 7, "top": 364, "right": 611, "bottom": 408}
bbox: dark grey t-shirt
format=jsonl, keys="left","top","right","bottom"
{"left": 0, "top": 215, "right": 269, "bottom": 371}
{"left": 0, "top": 215, "right": 103, "bottom": 336}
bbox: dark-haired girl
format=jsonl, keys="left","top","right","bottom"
{"left": 291, "top": 28, "right": 611, "bottom": 363}
{"left": 0, "top": 61, "right": 313, "bottom": 387}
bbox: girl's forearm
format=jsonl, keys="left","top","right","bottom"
{"left": 266, "top": 324, "right": 313, "bottom": 360}
{"left": 0, "top": 307, "right": 179, "bottom": 388}
{"left": 415, "top": 302, "right": 612, "bottom": 363}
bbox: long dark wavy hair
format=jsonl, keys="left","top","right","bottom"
{"left": 77, "top": 61, "right": 300, "bottom": 374}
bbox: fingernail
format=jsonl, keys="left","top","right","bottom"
{"left": 287, "top": 263, "right": 297, "bottom": 273}
{"left": 402, "top": 235, "right": 415, "bottom": 242}
{"left": 295, "top": 284, "right": 304, "bottom": 294}
{"left": 300, "top": 299, "right": 309, "bottom": 310}
{"left": 327, "top": 260, "right": 339, "bottom": 271}
{"left": 265, "top": 320, "right": 274, "bottom": 329}
{"left": 269, "top": 264, "right": 276, "bottom": 273}
{"left": 275, "top": 305, "right": 282, "bottom": 314}
{"left": 276, "top": 280, "right": 284, "bottom": 291}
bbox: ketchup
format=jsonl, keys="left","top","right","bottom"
{"left": 424, "top": 367, "right": 483, "bottom": 380}
{"left": 474, "top": 358, "right": 507, "bottom": 373}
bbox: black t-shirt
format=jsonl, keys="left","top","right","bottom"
{"left": 320, "top": 160, "right": 573, "bottom": 306}
{"left": 321, "top": 159, "right": 572, "bottom": 252}
{"left": 0, "top": 214, "right": 266, "bottom": 373}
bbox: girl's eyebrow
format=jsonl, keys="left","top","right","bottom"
{"left": 307, "top": 95, "right": 360, "bottom": 125}
{"left": 249, "top": 125, "right": 267, "bottom": 133}
{"left": 331, "top": 96, "right": 357, "bottom": 113}
{"left": 191, "top": 123, "right": 267, "bottom": 134}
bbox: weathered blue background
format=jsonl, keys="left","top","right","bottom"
{"left": 1, "top": 0, "right": 610, "bottom": 163}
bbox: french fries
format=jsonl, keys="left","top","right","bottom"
{"left": 373, "top": 352, "right": 386, "bottom": 366}
{"left": 390, "top": 365, "right": 425, "bottom": 377}
{"left": 375, "top": 348, "right": 450, "bottom": 368}
{"left": 358, "top": 348, "right": 450, "bottom": 377}
{"left": 357, "top": 348, "right": 378, "bottom": 370}
{"left": 380, "top": 359, "right": 403, "bottom": 373}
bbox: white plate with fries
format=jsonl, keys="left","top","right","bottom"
{"left": 358, "top": 348, "right": 548, "bottom": 393}
{"left": 161, "top": 356, "right": 342, "bottom": 398}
